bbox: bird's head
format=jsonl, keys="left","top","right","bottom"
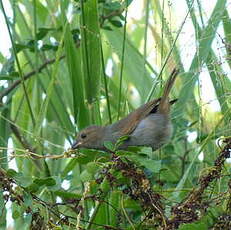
{"left": 71, "top": 125, "right": 106, "bottom": 150}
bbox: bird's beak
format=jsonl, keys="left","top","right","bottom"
{"left": 71, "top": 141, "right": 82, "bottom": 149}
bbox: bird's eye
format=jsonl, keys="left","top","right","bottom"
{"left": 81, "top": 133, "right": 87, "bottom": 139}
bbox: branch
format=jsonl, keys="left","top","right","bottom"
{"left": 10, "top": 122, "right": 43, "bottom": 170}
{"left": 0, "top": 6, "right": 127, "bottom": 104}
{"left": 0, "top": 168, "right": 121, "bottom": 230}
{"left": 0, "top": 55, "right": 65, "bottom": 103}
{"left": 166, "top": 138, "right": 231, "bottom": 229}
{"left": 100, "top": 8, "right": 125, "bottom": 27}
{"left": 10, "top": 122, "right": 35, "bottom": 153}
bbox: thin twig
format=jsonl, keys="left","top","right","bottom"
{"left": 10, "top": 123, "right": 35, "bottom": 153}
{"left": 167, "top": 138, "right": 231, "bottom": 229}
{"left": 0, "top": 6, "right": 127, "bottom": 104}
{"left": 10, "top": 122, "right": 43, "bottom": 170}
{"left": 100, "top": 8, "right": 125, "bottom": 27}
{"left": 117, "top": 2, "right": 128, "bottom": 120}
{"left": 0, "top": 55, "right": 65, "bottom": 103}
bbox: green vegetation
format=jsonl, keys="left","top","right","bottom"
{"left": 0, "top": 0, "right": 230, "bottom": 229}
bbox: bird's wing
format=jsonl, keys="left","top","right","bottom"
{"left": 117, "top": 98, "right": 161, "bottom": 136}
{"left": 114, "top": 98, "right": 178, "bottom": 137}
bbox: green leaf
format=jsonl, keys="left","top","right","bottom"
{"left": 104, "top": 141, "right": 114, "bottom": 151}
{"left": 125, "top": 154, "right": 162, "bottom": 173}
{"left": 109, "top": 20, "right": 123, "bottom": 27}
{"left": 103, "top": 2, "right": 121, "bottom": 10}
{"left": 124, "top": 198, "right": 141, "bottom": 210}
{"left": 0, "top": 72, "right": 19, "bottom": 80}
{"left": 36, "top": 27, "right": 54, "bottom": 40}
{"left": 34, "top": 22, "right": 66, "bottom": 138}
{"left": 61, "top": 3, "right": 89, "bottom": 128}
{"left": 142, "top": 159, "right": 162, "bottom": 173}
{"left": 101, "top": 25, "right": 112, "bottom": 31}
{"left": 40, "top": 44, "right": 58, "bottom": 51}
{"left": 6, "top": 170, "right": 32, "bottom": 187}
{"left": 116, "top": 150, "right": 132, "bottom": 156}
{"left": 33, "top": 177, "right": 56, "bottom": 186}
{"left": 109, "top": 191, "right": 121, "bottom": 226}
{"left": 79, "top": 149, "right": 106, "bottom": 163}
{"left": 100, "top": 178, "right": 110, "bottom": 192}
{"left": 12, "top": 210, "right": 20, "bottom": 219}
{"left": 122, "top": 0, "right": 133, "bottom": 7}
{"left": 54, "top": 190, "right": 82, "bottom": 199}
{"left": 6, "top": 169, "right": 18, "bottom": 177}
{"left": 223, "top": 9, "right": 231, "bottom": 68}
{"left": 39, "top": 75, "right": 75, "bottom": 137}
{"left": 179, "top": 221, "right": 208, "bottom": 230}
{"left": 23, "top": 193, "right": 32, "bottom": 207}
{"left": 160, "top": 168, "right": 179, "bottom": 183}
{"left": 104, "top": 28, "right": 154, "bottom": 101}
{"left": 0, "top": 52, "right": 5, "bottom": 62}
{"left": 115, "top": 135, "right": 130, "bottom": 149}
{"left": 61, "top": 158, "right": 79, "bottom": 178}
{"left": 26, "top": 183, "right": 40, "bottom": 193}
{"left": 139, "top": 146, "right": 153, "bottom": 158}
{"left": 172, "top": 0, "right": 227, "bottom": 200}
{"left": 62, "top": 149, "right": 108, "bottom": 178}
{"left": 86, "top": 162, "right": 100, "bottom": 174}
{"left": 80, "top": 0, "right": 101, "bottom": 123}
{"left": 80, "top": 170, "right": 93, "bottom": 182}
{"left": 14, "top": 43, "right": 29, "bottom": 53}
{"left": 175, "top": 0, "right": 227, "bottom": 113}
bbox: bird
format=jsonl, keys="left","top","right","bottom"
{"left": 71, "top": 68, "right": 179, "bottom": 151}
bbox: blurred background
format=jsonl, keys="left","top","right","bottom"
{"left": 0, "top": 0, "right": 230, "bottom": 229}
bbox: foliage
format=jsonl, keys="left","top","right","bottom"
{"left": 0, "top": 0, "right": 230, "bottom": 229}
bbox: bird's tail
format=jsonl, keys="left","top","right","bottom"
{"left": 158, "top": 68, "right": 179, "bottom": 114}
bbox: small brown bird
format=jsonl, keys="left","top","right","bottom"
{"left": 71, "top": 69, "right": 179, "bottom": 151}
